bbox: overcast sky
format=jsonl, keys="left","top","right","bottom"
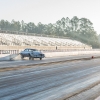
{"left": 0, "top": 0, "right": 100, "bottom": 34}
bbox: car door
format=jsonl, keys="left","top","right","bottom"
{"left": 23, "top": 49, "right": 29, "bottom": 57}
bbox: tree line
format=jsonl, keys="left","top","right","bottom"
{"left": 0, "top": 16, "right": 100, "bottom": 48}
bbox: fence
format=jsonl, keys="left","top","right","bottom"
{"left": 0, "top": 50, "right": 19, "bottom": 54}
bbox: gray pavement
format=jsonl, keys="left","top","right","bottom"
{"left": 0, "top": 58, "right": 100, "bottom": 100}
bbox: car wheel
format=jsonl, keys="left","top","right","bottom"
{"left": 32, "top": 57, "right": 34, "bottom": 60}
{"left": 29, "top": 55, "right": 32, "bottom": 60}
{"left": 40, "top": 58, "right": 42, "bottom": 60}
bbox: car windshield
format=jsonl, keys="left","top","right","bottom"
{"left": 24, "top": 49, "right": 38, "bottom": 51}
{"left": 29, "top": 49, "right": 37, "bottom": 51}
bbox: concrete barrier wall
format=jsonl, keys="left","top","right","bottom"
{"left": 44, "top": 50, "right": 100, "bottom": 57}
{"left": 0, "top": 45, "right": 91, "bottom": 51}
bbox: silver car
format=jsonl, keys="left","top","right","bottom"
{"left": 20, "top": 48, "right": 45, "bottom": 60}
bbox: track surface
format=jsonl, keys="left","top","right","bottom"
{"left": 0, "top": 56, "right": 100, "bottom": 100}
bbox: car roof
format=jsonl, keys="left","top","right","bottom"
{"left": 25, "top": 48, "right": 37, "bottom": 51}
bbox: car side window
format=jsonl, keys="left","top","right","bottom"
{"left": 24, "top": 49, "right": 28, "bottom": 51}
{"left": 29, "top": 49, "right": 33, "bottom": 52}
